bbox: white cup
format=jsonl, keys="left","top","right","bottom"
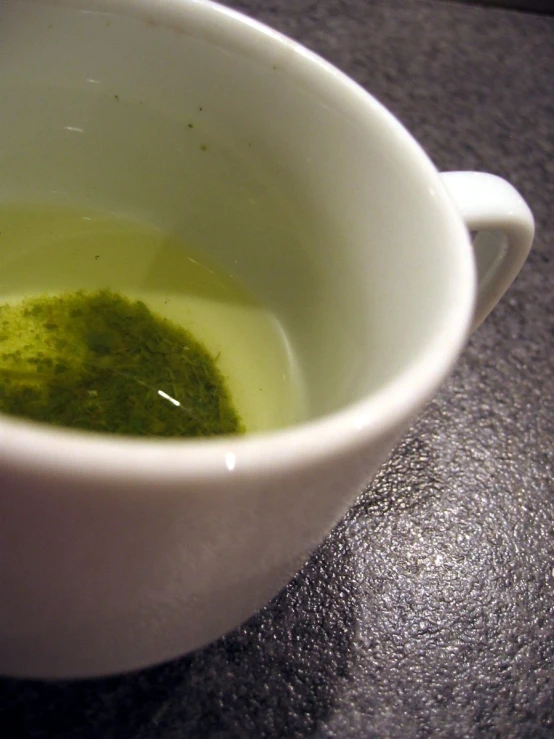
{"left": 0, "top": 0, "right": 534, "bottom": 678}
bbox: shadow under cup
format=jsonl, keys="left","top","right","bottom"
{"left": 0, "top": 0, "right": 472, "bottom": 432}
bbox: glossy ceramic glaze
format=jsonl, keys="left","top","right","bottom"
{"left": 0, "top": 0, "right": 533, "bottom": 677}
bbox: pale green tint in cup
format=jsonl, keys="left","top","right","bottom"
{"left": 0, "top": 0, "right": 474, "bottom": 422}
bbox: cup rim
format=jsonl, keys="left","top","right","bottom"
{"left": 0, "top": 0, "right": 477, "bottom": 483}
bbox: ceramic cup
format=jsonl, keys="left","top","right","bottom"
{"left": 0, "top": 0, "right": 534, "bottom": 678}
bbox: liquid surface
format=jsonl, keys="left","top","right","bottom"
{"left": 0, "top": 203, "right": 304, "bottom": 434}
{"left": 0, "top": 290, "right": 242, "bottom": 437}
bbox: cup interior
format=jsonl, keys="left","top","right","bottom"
{"left": 0, "top": 0, "right": 474, "bottom": 428}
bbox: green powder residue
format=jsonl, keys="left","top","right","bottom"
{"left": 0, "top": 290, "right": 243, "bottom": 437}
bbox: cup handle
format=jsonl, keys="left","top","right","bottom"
{"left": 440, "top": 171, "right": 534, "bottom": 330}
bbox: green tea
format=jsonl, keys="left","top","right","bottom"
{"left": 0, "top": 203, "right": 304, "bottom": 436}
{"left": 0, "top": 290, "right": 242, "bottom": 437}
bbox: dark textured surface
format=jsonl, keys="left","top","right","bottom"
{"left": 1, "top": 0, "right": 553, "bottom": 736}
{"left": 447, "top": 0, "right": 554, "bottom": 15}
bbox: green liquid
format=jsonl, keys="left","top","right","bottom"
{"left": 0, "top": 203, "right": 303, "bottom": 436}
{"left": 0, "top": 290, "right": 242, "bottom": 437}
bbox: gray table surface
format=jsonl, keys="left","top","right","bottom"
{"left": 1, "top": 1, "right": 553, "bottom": 737}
